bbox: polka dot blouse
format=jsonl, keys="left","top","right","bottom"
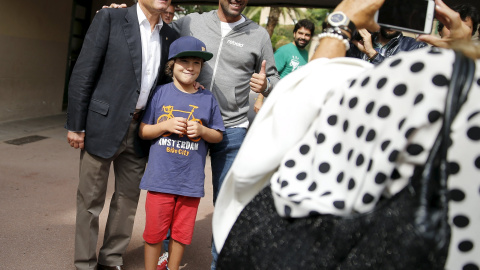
{"left": 270, "top": 48, "right": 480, "bottom": 270}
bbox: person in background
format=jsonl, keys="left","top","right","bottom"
{"left": 66, "top": 0, "right": 177, "bottom": 269}
{"left": 139, "top": 36, "right": 224, "bottom": 270}
{"left": 347, "top": 26, "right": 427, "bottom": 64}
{"left": 162, "top": 4, "right": 175, "bottom": 26}
{"left": 253, "top": 19, "right": 315, "bottom": 113}
{"left": 275, "top": 19, "right": 315, "bottom": 78}
{"left": 170, "top": 1, "right": 280, "bottom": 268}
{"left": 438, "top": 3, "right": 479, "bottom": 38}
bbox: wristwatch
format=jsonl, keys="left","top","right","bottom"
{"left": 326, "top": 11, "right": 356, "bottom": 34}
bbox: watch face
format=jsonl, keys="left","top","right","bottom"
{"left": 330, "top": 13, "right": 345, "bottom": 24}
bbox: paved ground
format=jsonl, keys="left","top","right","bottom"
{"left": 0, "top": 114, "right": 214, "bottom": 269}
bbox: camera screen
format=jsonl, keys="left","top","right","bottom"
{"left": 378, "top": 0, "right": 430, "bottom": 31}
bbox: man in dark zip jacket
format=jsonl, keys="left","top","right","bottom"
{"left": 347, "top": 27, "right": 427, "bottom": 65}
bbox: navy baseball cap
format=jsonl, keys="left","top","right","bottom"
{"left": 168, "top": 36, "right": 213, "bottom": 61}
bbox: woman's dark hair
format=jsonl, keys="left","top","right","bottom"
{"left": 293, "top": 19, "right": 315, "bottom": 35}
{"left": 437, "top": 4, "right": 480, "bottom": 36}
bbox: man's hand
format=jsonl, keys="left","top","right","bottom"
{"left": 102, "top": 3, "right": 127, "bottom": 9}
{"left": 194, "top": 81, "right": 205, "bottom": 90}
{"left": 67, "top": 131, "right": 85, "bottom": 150}
{"left": 418, "top": 0, "right": 472, "bottom": 48}
{"left": 352, "top": 29, "right": 377, "bottom": 58}
{"left": 250, "top": 60, "right": 267, "bottom": 93}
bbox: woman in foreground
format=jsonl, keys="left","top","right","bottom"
{"left": 213, "top": 0, "right": 480, "bottom": 269}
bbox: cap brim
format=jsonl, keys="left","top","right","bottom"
{"left": 169, "top": 51, "right": 213, "bottom": 61}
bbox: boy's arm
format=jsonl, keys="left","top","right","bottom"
{"left": 139, "top": 117, "right": 187, "bottom": 140}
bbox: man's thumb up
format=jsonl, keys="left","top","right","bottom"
{"left": 260, "top": 59, "right": 267, "bottom": 75}
{"left": 250, "top": 60, "right": 268, "bottom": 93}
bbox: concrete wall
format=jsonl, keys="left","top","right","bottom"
{"left": 0, "top": 1, "right": 73, "bottom": 123}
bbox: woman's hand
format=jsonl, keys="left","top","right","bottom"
{"left": 313, "top": 0, "right": 385, "bottom": 60}
{"left": 335, "top": 0, "right": 385, "bottom": 32}
{"left": 418, "top": 0, "right": 472, "bottom": 48}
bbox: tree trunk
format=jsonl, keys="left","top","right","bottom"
{"left": 266, "top": 7, "right": 281, "bottom": 38}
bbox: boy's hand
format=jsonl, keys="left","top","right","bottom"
{"left": 162, "top": 117, "right": 187, "bottom": 135}
{"left": 186, "top": 120, "right": 203, "bottom": 138}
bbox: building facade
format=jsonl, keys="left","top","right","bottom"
{"left": 0, "top": 0, "right": 115, "bottom": 123}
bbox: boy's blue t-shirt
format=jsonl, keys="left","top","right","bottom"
{"left": 140, "top": 82, "right": 225, "bottom": 197}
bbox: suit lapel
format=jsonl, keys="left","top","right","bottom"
{"left": 123, "top": 4, "right": 142, "bottom": 88}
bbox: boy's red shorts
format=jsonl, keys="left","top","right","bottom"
{"left": 143, "top": 191, "right": 200, "bottom": 245}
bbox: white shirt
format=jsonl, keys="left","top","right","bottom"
{"left": 136, "top": 4, "right": 163, "bottom": 109}
{"left": 220, "top": 16, "right": 245, "bottom": 37}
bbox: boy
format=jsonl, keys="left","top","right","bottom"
{"left": 139, "top": 36, "right": 225, "bottom": 270}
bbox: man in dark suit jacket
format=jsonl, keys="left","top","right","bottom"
{"left": 66, "top": 0, "right": 177, "bottom": 269}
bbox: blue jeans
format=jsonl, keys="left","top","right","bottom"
{"left": 209, "top": 127, "right": 247, "bottom": 270}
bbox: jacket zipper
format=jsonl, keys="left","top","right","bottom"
{"left": 210, "top": 36, "right": 225, "bottom": 90}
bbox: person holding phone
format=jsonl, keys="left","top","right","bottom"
{"left": 346, "top": 26, "right": 427, "bottom": 64}
{"left": 437, "top": 3, "right": 479, "bottom": 38}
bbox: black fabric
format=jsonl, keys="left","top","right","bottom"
{"left": 218, "top": 183, "right": 446, "bottom": 270}
{"left": 217, "top": 51, "right": 475, "bottom": 270}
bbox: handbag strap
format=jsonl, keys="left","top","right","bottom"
{"left": 416, "top": 50, "right": 475, "bottom": 248}
{"left": 439, "top": 51, "right": 476, "bottom": 196}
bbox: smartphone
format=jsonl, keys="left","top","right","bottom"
{"left": 375, "top": 0, "right": 435, "bottom": 34}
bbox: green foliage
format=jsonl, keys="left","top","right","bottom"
{"left": 305, "top": 8, "right": 331, "bottom": 27}
{"left": 243, "top": 6, "right": 262, "bottom": 24}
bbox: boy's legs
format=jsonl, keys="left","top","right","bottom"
{"left": 167, "top": 239, "right": 186, "bottom": 270}
{"left": 145, "top": 242, "right": 163, "bottom": 270}
{"left": 168, "top": 195, "right": 200, "bottom": 270}
{"left": 143, "top": 192, "right": 175, "bottom": 270}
